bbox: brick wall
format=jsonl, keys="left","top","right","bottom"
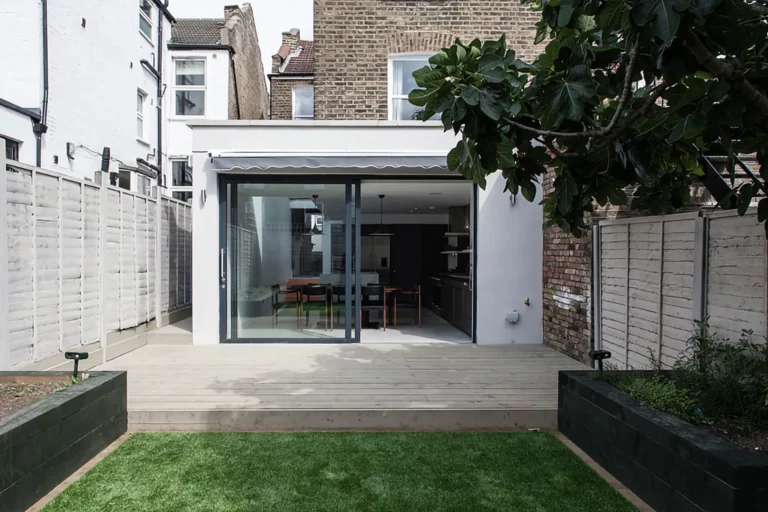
{"left": 313, "top": 0, "right": 539, "bottom": 120}
{"left": 541, "top": 172, "right": 594, "bottom": 364}
{"left": 270, "top": 78, "right": 314, "bottom": 120}
{"left": 222, "top": 4, "right": 269, "bottom": 120}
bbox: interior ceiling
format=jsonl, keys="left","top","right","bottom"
{"left": 239, "top": 181, "right": 472, "bottom": 216}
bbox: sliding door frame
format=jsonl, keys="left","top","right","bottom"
{"left": 218, "top": 174, "right": 361, "bottom": 343}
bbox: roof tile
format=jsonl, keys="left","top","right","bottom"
{"left": 283, "top": 40, "right": 315, "bottom": 74}
{"left": 171, "top": 19, "right": 225, "bottom": 45}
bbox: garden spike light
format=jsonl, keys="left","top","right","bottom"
{"left": 589, "top": 350, "right": 611, "bottom": 375}
{"left": 64, "top": 352, "right": 89, "bottom": 380}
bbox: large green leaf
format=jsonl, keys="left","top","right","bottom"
{"left": 632, "top": 0, "right": 691, "bottom": 43}
{"left": 479, "top": 90, "right": 503, "bottom": 121}
{"left": 545, "top": 65, "right": 597, "bottom": 122}
{"left": 667, "top": 113, "right": 706, "bottom": 142}
{"left": 597, "top": 0, "right": 624, "bottom": 32}
{"left": 412, "top": 67, "right": 446, "bottom": 88}
{"left": 558, "top": 0, "right": 577, "bottom": 26}
{"left": 408, "top": 88, "right": 438, "bottom": 107}
{"left": 429, "top": 51, "right": 452, "bottom": 66}
{"left": 460, "top": 85, "right": 481, "bottom": 106}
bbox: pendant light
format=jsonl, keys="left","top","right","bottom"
{"left": 370, "top": 194, "right": 393, "bottom": 237}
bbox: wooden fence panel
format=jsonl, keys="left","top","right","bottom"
{"left": 2, "top": 162, "right": 192, "bottom": 369}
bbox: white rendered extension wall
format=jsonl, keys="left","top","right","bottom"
{"left": 0, "top": 1, "right": 170, "bottom": 179}
{"left": 164, "top": 48, "right": 230, "bottom": 180}
{"left": 188, "top": 121, "right": 544, "bottom": 345}
{"left": 0, "top": 108, "right": 37, "bottom": 163}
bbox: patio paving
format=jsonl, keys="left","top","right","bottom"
{"left": 95, "top": 341, "right": 587, "bottom": 431}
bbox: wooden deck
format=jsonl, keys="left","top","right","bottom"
{"left": 96, "top": 343, "right": 587, "bottom": 432}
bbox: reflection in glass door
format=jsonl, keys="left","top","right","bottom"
{"left": 222, "top": 180, "right": 357, "bottom": 342}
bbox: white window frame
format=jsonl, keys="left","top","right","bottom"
{"left": 292, "top": 85, "right": 314, "bottom": 120}
{"left": 173, "top": 58, "right": 207, "bottom": 118}
{"left": 169, "top": 157, "right": 193, "bottom": 197}
{"left": 136, "top": 89, "right": 147, "bottom": 142}
{"left": 388, "top": 52, "right": 434, "bottom": 121}
{"left": 139, "top": 0, "right": 153, "bottom": 43}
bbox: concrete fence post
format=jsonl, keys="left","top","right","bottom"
{"left": 96, "top": 172, "right": 108, "bottom": 363}
{"left": 0, "top": 140, "right": 10, "bottom": 369}
{"left": 154, "top": 190, "right": 162, "bottom": 326}
{"left": 692, "top": 215, "right": 708, "bottom": 324}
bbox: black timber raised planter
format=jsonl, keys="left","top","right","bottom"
{"left": 558, "top": 371, "right": 768, "bottom": 512}
{"left": 0, "top": 371, "right": 127, "bottom": 512}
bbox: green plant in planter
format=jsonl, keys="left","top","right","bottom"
{"left": 620, "top": 376, "right": 698, "bottom": 422}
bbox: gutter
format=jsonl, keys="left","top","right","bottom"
{"left": 230, "top": 53, "right": 241, "bottom": 119}
{"left": 35, "top": 0, "right": 50, "bottom": 167}
{"left": 267, "top": 73, "right": 314, "bottom": 79}
{"left": 152, "top": 0, "right": 177, "bottom": 23}
{"left": 167, "top": 43, "right": 234, "bottom": 53}
{"left": 0, "top": 98, "right": 41, "bottom": 121}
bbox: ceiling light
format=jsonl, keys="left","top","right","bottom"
{"left": 370, "top": 194, "right": 393, "bottom": 237}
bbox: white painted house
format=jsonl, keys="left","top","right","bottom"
{"left": 0, "top": 1, "right": 176, "bottom": 194}
{"left": 187, "top": 121, "right": 543, "bottom": 346}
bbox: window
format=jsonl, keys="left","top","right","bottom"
{"left": 3, "top": 137, "right": 19, "bottom": 161}
{"left": 174, "top": 60, "right": 206, "bottom": 116}
{"left": 292, "top": 86, "right": 314, "bottom": 120}
{"left": 171, "top": 159, "right": 193, "bottom": 187}
{"left": 389, "top": 54, "right": 439, "bottom": 121}
{"left": 172, "top": 191, "right": 193, "bottom": 202}
{"left": 136, "top": 175, "right": 151, "bottom": 197}
{"left": 136, "top": 90, "right": 146, "bottom": 140}
{"left": 139, "top": 0, "right": 152, "bottom": 41}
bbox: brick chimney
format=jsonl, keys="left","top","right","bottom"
{"left": 282, "top": 28, "right": 300, "bottom": 54}
{"left": 224, "top": 4, "right": 240, "bottom": 20}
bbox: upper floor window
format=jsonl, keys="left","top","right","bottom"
{"left": 293, "top": 86, "right": 314, "bottom": 120}
{"left": 139, "top": 0, "right": 153, "bottom": 41}
{"left": 171, "top": 159, "right": 193, "bottom": 188}
{"left": 137, "top": 89, "right": 147, "bottom": 140}
{"left": 174, "top": 60, "right": 206, "bottom": 116}
{"left": 389, "top": 53, "right": 438, "bottom": 121}
{"left": 3, "top": 137, "right": 19, "bottom": 161}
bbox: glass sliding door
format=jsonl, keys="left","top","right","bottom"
{"left": 222, "top": 179, "right": 358, "bottom": 342}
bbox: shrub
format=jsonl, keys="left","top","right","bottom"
{"left": 620, "top": 376, "right": 698, "bottom": 423}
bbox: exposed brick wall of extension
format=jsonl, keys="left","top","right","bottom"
{"left": 270, "top": 79, "right": 314, "bottom": 120}
{"left": 542, "top": 172, "right": 594, "bottom": 364}
{"left": 313, "top": 0, "right": 540, "bottom": 120}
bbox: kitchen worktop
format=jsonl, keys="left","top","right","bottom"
{"left": 442, "top": 274, "right": 471, "bottom": 281}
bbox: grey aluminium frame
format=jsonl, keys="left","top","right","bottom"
{"left": 218, "top": 174, "right": 360, "bottom": 343}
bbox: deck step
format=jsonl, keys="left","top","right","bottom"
{"left": 128, "top": 409, "right": 555, "bottom": 432}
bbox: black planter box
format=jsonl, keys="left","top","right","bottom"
{"left": 0, "top": 371, "right": 127, "bottom": 512}
{"left": 558, "top": 371, "right": 768, "bottom": 512}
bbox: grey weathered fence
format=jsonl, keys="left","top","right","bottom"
{"left": 594, "top": 209, "right": 767, "bottom": 369}
{"left": 0, "top": 156, "right": 191, "bottom": 369}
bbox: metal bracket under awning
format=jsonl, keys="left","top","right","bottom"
{"left": 208, "top": 153, "right": 448, "bottom": 172}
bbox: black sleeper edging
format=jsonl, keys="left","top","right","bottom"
{"left": 558, "top": 371, "right": 768, "bottom": 512}
{"left": 0, "top": 371, "right": 127, "bottom": 512}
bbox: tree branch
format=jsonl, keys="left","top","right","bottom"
{"left": 506, "top": 39, "right": 640, "bottom": 140}
{"left": 681, "top": 27, "right": 768, "bottom": 118}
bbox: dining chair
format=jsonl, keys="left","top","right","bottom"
{"left": 395, "top": 285, "right": 421, "bottom": 326}
{"left": 301, "top": 285, "right": 329, "bottom": 330}
{"left": 272, "top": 284, "right": 300, "bottom": 328}
{"left": 360, "top": 285, "right": 386, "bottom": 331}
{"left": 329, "top": 286, "right": 355, "bottom": 330}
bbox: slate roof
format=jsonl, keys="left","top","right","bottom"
{"left": 283, "top": 40, "right": 315, "bottom": 74}
{"left": 171, "top": 19, "right": 225, "bottom": 45}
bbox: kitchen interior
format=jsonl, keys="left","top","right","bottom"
{"left": 359, "top": 181, "right": 473, "bottom": 341}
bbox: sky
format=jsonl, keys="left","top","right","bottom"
{"left": 169, "top": 0, "right": 313, "bottom": 85}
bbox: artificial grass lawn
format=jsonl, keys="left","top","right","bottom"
{"left": 44, "top": 432, "right": 636, "bottom": 512}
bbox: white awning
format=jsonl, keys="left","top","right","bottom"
{"left": 209, "top": 153, "right": 448, "bottom": 171}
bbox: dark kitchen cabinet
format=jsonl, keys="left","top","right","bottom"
{"left": 441, "top": 276, "right": 472, "bottom": 336}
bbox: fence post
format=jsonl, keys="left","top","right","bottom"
{"left": 58, "top": 176, "right": 64, "bottom": 352}
{"left": 97, "top": 172, "right": 108, "bottom": 364}
{"left": 656, "top": 220, "right": 665, "bottom": 366}
{"left": 155, "top": 191, "right": 162, "bottom": 326}
{"left": 0, "top": 140, "right": 9, "bottom": 369}
{"left": 624, "top": 223, "right": 630, "bottom": 369}
{"left": 591, "top": 224, "right": 602, "bottom": 361}
{"left": 692, "top": 215, "right": 708, "bottom": 323}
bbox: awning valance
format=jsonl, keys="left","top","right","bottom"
{"left": 209, "top": 154, "right": 448, "bottom": 171}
